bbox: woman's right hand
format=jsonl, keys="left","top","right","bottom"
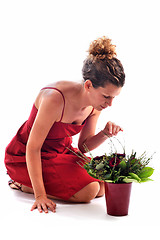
{"left": 31, "top": 195, "right": 56, "bottom": 213}
{"left": 103, "top": 121, "right": 123, "bottom": 137}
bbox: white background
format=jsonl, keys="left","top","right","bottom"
{"left": 0, "top": 0, "right": 160, "bottom": 239}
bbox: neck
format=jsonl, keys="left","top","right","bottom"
{"left": 72, "top": 82, "right": 92, "bottom": 110}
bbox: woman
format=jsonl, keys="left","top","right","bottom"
{"left": 5, "top": 36, "right": 125, "bottom": 213}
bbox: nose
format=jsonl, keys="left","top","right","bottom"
{"left": 106, "top": 98, "right": 113, "bottom": 107}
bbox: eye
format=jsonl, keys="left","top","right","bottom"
{"left": 103, "top": 95, "right": 110, "bottom": 99}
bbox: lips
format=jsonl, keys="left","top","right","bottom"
{"left": 100, "top": 105, "right": 107, "bottom": 109}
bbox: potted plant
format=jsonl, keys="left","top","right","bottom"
{"left": 76, "top": 138, "right": 155, "bottom": 216}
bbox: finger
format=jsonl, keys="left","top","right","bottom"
{"left": 42, "top": 203, "right": 48, "bottom": 213}
{"left": 37, "top": 204, "right": 43, "bottom": 213}
{"left": 115, "top": 126, "right": 121, "bottom": 135}
{"left": 47, "top": 202, "right": 56, "bottom": 213}
{"left": 31, "top": 202, "right": 37, "bottom": 211}
{"left": 116, "top": 126, "right": 123, "bottom": 135}
{"left": 112, "top": 125, "right": 117, "bottom": 135}
{"left": 47, "top": 200, "right": 56, "bottom": 210}
{"left": 107, "top": 122, "right": 112, "bottom": 135}
{"left": 51, "top": 201, "right": 56, "bottom": 208}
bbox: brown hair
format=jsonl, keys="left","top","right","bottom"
{"left": 82, "top": 36, "right": 125, "bottom": 88}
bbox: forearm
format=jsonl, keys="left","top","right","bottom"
{"left": 79, "top": 130, "right": 109, "bottom": 153}
{"left": 79, "top": 121, "right": 123, "bottom": 153}
{"left": 26, "top": 147, "right": 46, "bottom": 199}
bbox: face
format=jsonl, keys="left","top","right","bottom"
{"left": 85, "top": 80, "right": 122, "bottom": 111}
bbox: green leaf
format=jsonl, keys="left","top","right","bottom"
{"left": 96, "top": 162, "right": 105, "bottom": 170}
{"left": 104, "top": 173, "right": 112, "bottom": 180}
{"left": 105, "top": 180, "right": 113, "bottom": 183}
{"left": 87, "top": 169, "right": 97, "bottom": 178}
{"left": 130, "top": 158, "right": 137, "bottom": 164}
{"left": 138, "top": 167, "right": 154, "bottom": 178}
{"left": 118, "top": 160, "right": 126, "bottom": 169}
{"left": 123, "top": 177, "right": 139, "bottom": 183}
{"left": 129, "top": 173, "right": 141, "bottom": 182}
{"left": 140, "top": 178, "right": 154, "bottom": 183}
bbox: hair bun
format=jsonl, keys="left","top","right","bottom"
{"left": 88, "top": 36, "right": 116, "bottom": 60}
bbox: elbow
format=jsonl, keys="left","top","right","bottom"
{"left": 78, "top": 145, "right": 85, "bottom": 154}
{"left": 26, "top": 141, "right": 41, "bottom": 157}
{"left": 78, "top": 142, "right": 90, "bottom": 154}
{"left": 78, "top": 135, "right": 93, "bottom": 153}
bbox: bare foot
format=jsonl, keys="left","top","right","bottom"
{"left": 9, "top": 180, "right": 33, "bottom": 194}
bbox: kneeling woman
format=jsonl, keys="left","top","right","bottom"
{"left": 5, "top": 36, "right": 125, "bottom": 213}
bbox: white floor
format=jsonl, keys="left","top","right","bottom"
{"left": 1, "top": 163, "right": 159, "bottom": 240}
{"left": 1, "top": 121, "right": 160, "bottom": 239}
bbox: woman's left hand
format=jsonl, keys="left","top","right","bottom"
{"left": 103, "top": 121, "right": 123, "bottom": 137}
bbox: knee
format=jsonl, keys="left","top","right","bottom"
{"left": 85, "top": 182, "right": 100, "bottom": 202}
{"left": 71, "top": 182, "right": 100, "bottom": 203}
{"left": 96, "top": 182, "right": 105, "bottom": 197}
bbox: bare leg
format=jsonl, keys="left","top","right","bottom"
{"left": 9, "top": 182, "right": 62, "bottom": 200}
{"left": 68, "top": 182, "right": 104, "bottom": 203}
{"left": 96, "top": 182, "right": 105, "bottom": 197}
{"left": 9, "top": 181, "right": 104, "bottom": 202}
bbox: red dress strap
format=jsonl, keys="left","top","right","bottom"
{"left": 41, "top": 87, "right": 65, "bottom": 122}
{"left": 90, "top": 107, "right": 94, "bottom": 116}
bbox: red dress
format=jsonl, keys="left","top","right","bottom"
{"left": 4, "top": 87, "right": 99, "bottom": 200}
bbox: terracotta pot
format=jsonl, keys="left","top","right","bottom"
{"left": 105, "top": 182, "right": 132, "bottom": 216}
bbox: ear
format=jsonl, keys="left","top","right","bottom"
{"left": 84, "top": 80, "right": 93, "bottom": 91}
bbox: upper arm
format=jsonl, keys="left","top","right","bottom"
{"left": 26, "top": 91, "right": 64, "bottom": 151}
{"left": 78, "top": 109, "right": 101, "bottom": 150}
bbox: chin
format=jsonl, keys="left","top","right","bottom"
{"left": 95, "top": 106, "right": 103, "bottom": 111}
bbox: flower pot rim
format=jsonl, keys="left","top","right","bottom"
{"left": 105, "top": 182, "right": 132, "bottom": 185}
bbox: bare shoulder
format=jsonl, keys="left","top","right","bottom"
{"left": 44, "top": 80, "right": 79, "bottom": 92}
{"left": 35, "top": 84, "right": 66, "bottom": 109}
{"left": 35, "top": 81, "right": 81, "bottom": 107}
{"left": 54, "top": 80, "right": 81, "bottom": 96}
{"left": 41, "top": 88, "right": 64, "bottom": 104}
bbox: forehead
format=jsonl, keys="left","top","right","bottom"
{"left": 98, "top": 83, "right": 122, "bottom": 97}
